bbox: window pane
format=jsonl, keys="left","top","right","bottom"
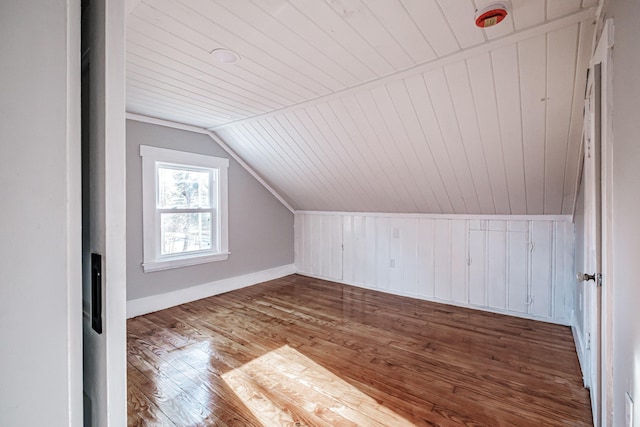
{"left": 160, "top": 212, "right": 215, "bottom": 255}
{"left": 158, "top": 166, "right": 213, "bottom": 209}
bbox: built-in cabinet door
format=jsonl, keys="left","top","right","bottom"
{"left": 321, "top": 215, "right": 343, "bottom": 281}
{"left": 468, "top": 220, "right": 554, "bottom": 319}
{"left": 295, "top": 213, "right": 314, "bottom": 275}
{"left": 507, "top": 221, "right": 529, "bottom": 314}
{"left": 530, "top": 221, "right": 553, "bottom": 318}
{"left": 487, "top": 224, "right": 507, "bottom": 310}
{"left": 295, "top": 213, "right": 568, "bottom": 323}
{"left": 296, "top": 214, "right": 343, "bottom": 281}
{"left": 468, "top": 223, "right": 487, "bottom": 307}
{"left": 417, "top": 219, "right": 436, "bottom": 298}
{"left": 434, "top": 221, "right": 452, "bottom": 301}
{"left": 450, "top": 220, "right": 468, "bottom": 304}
{"left": 389, "top": 218, "right": 419, "bottom": 296}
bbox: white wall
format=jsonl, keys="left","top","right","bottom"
{"left": 126, "top": 120, "right": 295, "bottom": 310}
{"left": 606, "top": 1, "right": 640, "bottom": 425}
{"left": 0, "top": 0, "right": 82, "bottom": 425}
{"left": 296, "top": 212, "right": 574, "bottom": 325}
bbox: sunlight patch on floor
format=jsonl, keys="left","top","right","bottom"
{"left": 151, "top": 342, "right": 215, "bottom": 424}
{"left": 221, "top": 345, "right": 414, "bottom": 426}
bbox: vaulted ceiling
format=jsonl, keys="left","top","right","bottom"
{"left": 126, "top": 0, "right": 597, "bottom": 214}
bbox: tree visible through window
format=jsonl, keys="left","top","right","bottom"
{"left": 158, "top": 166, "right": 215, "bottom": 255}
{"left": 140, "top": 145, "right": 229, "bottom": 272}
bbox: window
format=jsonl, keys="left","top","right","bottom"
{"left": 140, "top": 145, "right": 229, "bottom": 272}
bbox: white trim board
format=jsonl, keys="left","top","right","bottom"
{"left": 66, "top": 0, "right": 83, "bottom": 423}
{"left": 296, "top": 210, "right": 573, "bottom": 222}
{"left": 126, "top": 112, "right": 295, "bottom": 213}
{"left": 572, "top": 309, "right": 588, "bottom": 387}
{"left": 127, "top": 112, "right": 208, "bottom": 134}
{"left": 126, "top": 264, "right": 296, "bottom": 318}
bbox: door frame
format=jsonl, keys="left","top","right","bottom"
{"left": 588, "top": 18, "right": 615, "bottom": 427}
{"left": 80, "top": 0, "right": 127, "bottom": 425}
{"left": 582, "top": 58, "right": 602, "bottom": 425}
{"left": 101, "top": 0, "right": 128, "bottom": 421}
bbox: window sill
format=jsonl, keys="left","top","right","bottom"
{"left": 142, "top": 252, "right": 230, "bottom": 273}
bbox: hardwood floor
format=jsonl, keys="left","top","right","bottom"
{"left": 127, "top": 274, "right": 592, "bottom": 426}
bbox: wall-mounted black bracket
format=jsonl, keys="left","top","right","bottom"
{"left": 91, "top": 253, "right": 103, "bottom": 334}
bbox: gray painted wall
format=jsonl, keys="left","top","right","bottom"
{"left": 607, "top": 1, "right": 640, "bottom": 425}
{"left": 0, "top": 0, "right": 81, "bottom": 425}
{"left": 126, "top": 120, "right": 294, "bottom": 300}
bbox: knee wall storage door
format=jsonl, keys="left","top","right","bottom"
{"left": 296, "top": 213, "right": 574, "bottom": 324}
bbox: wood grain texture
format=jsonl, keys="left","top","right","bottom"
{"left": 128, "top": 274, "right": 591, "bottom": 426}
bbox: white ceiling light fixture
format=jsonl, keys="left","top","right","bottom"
{"left": 474, "top": 2, "right": 510, "bottom": 28}
{"left": 210, "top": 48, "right": 240, "bottom": 63}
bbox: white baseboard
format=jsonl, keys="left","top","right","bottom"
{"left": 571, "top": 310, "right": 588, "bottom": 387}
{"left": 127, "top": 264, "right": 296, "bottom": 318}
{"left": 296, "top": 271, "right": 571, "bottom": 326}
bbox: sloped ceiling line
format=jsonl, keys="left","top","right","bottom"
{"left": 126, "top": 112, "right": 295, "bottom": 212}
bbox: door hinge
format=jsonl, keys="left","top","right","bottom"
{"left": 586, "top": 332, "right": 591, "bottom": 350}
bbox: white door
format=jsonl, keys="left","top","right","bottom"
{"left": 579, "top": 18, "right": 614, "bottom": 427}
{"left": 581, "top": 62, "right": 603, "bottom": 426}
{"left": 81, "top": 0, "right": 127, "bottom": 425}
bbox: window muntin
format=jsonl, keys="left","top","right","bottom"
{"left": 140, "top": 145, "right": 229, "bottom": 272}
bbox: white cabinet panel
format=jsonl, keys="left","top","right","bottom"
{"left": 401, "top": 219, "right": 419, "bottom": 295}
{"left": 417, "top": 219, "right": 435, "bottom": 297}
{"left": 451, "top": 220, "right": 468, "bottom": 303}
{"left": 352, "top": 215, "right": 367, "bottom": 285}
{"left": 530, "top": 221, "right": 553, "bottom": 318}
{"left": 296, "top": 213, "right": 343, "bottom": 280}
{"left": 294, "top": 214, "right": 308, "bottom": 273}
{"left": 344, "top": 215, "right": 378, "bottom": 286}
{"left": 342, "top": 215, "right": 355, "bottom": 283}
{"left": 375, "top": 217, "right": 390, "bottom": 290}
{"left": 553, "top": 221, "right": 573, "bottom": 322}
{"left": 434, "top": 220, "right": 452, "bottom": 300}
{"left": 507, "top": 222, "right": 529, "bottom": 313}
{"left": 469, "top": 229, "right": 487, "bottom": 306}
{"left": 389, "top": 218, "right": 404, "bottom": 292}
{"left": 328, "top": 215, "right": 343, "bottom": 281}
{"left": 364, "top": 216, "right": 377, "bottom": 286}
{"left": 310, "top": 214, "right": 323, "bottom": 275}
{"left": 298, "top": 213, "right": 312, "bottom": 273}
{"left": 319, "top": 215, "right": 332, "bottom": 278}
{"left": 487, "top": 229, "right": 507, "bottom": 310}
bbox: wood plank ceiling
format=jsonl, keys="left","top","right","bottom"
{"left": 126, "top": 0, "right": 597, "bottom": 214}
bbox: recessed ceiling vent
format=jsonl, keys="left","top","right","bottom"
{"left": 474, "top": 2, "right": 509, "bottom": 28}
{"left": 210, "top": 48, "right": 240, "bottom": 64}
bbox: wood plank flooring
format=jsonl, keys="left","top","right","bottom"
{"left": 127, "top": 274, "right": 592, "bottom": 426}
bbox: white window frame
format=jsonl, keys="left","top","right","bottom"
{"left": 140, "top": 145, "right": 229, "bottom": 272}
